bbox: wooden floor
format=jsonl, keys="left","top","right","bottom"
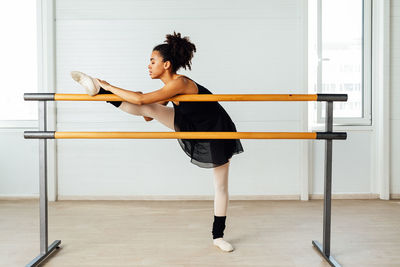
{"left": 1, "top": 199, "right": 400, "bottom": 266}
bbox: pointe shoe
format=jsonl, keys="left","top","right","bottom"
{"left": 213, "top": 238, "right": 234, "bottom": 252}
{"left": 70, "top": 71, "right": 100, "bottom": 96}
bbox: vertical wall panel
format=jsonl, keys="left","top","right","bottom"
{"left": 390, "top": 0, "right": 400, "bottom": 194}
{"left": 55, "top": 0, "right": 307, "bottom": 197}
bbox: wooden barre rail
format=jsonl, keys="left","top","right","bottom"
{"left": 24, "top": 131, "right": 347, "bottom": 140}
{"left": 54, "top": 94, "right": 319, "bottom": 102}
{"left": 24, "top": 93, "right": 348, "bottom": 102}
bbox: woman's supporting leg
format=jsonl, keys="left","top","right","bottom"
{"left": 213, "top": 160, "right": 230, "bottom": 216}
{"left": 117, "top": 101, "right": 175, "bottom": 131}
{"left": 212, "top": 160, "right": 234, "bottom": 252}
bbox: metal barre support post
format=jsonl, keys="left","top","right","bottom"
{"left": 26, "top": 101, "right": 61, "bottom": 267}
{"left": 312, "top": 101, "right": 341, "bottom": 267}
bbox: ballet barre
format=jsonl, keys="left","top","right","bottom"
{"left": 24, "top": 93, "right": 347, "bottom": 267}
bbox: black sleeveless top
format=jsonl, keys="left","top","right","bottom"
{"left": 172, "top": 77, "right": 244, "bottom": 168}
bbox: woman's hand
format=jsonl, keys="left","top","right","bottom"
{"left": 143, "top": 116, "right": 154, "bottom": 122}
{"left": 96, "top": 78, "right": 111, "bottom": 90}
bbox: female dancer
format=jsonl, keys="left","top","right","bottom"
{"left": 71, "top": 31, "right": 244, "bottom": 252}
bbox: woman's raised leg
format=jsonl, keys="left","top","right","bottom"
{"left": 118, "top": 101, "right": 175, "bottom": 130}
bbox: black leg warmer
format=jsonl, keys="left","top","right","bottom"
{"left": 212, "top": 215, "right": 226, "bottom": 239}
{"left": 99, "top": 87, "right": 122, "bottom": 108}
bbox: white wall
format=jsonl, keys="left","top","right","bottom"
{"left": 311, "top": 130, "right": 373, "bottom": 196}
{"left": 390, "top": 0, "right": 400, "bottom": 195}
{"left": 0, "top": 129, "right": 38, "bottom": 198}
{"left": 54, "top": 0, "right": 308, "bottom": 199}
{"left": 1, "top": 0, "right": 398, "bottom": 200}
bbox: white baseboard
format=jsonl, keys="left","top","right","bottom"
{"left": 309, "top": 193, "right": 379, "bottom": 199}
{"left": 57, "top": 195, "right": 301, "bottom": 201}
{"left": 390, "top": 194, "right": 400, "bottom": 199}
{"left": 0, "top": 194, "right": 38, "bottom": 200}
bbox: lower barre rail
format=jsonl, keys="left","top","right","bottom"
{"left": 24, "top": 131, "right": 347, "bottom": 140}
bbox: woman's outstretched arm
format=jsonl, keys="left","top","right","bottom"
{"left": 97, "top": 78, "right": 184, "bottom": 105}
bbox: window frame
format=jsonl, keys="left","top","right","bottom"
{"left": 316, "top": 0, "right": 372, "bottom": 126}
{"left": 0, "top": 0, "right": 41, "bottom": 129}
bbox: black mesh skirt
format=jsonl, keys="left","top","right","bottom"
{"left": 174, "top": 109, "right": 244, "bottom": 168}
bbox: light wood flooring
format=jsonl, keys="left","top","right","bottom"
{"left": 1, "top": 199, "right": 400, "bottom": 266}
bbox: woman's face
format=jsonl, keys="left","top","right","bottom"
{"left": 148, "top": 50, "right": 169, "bottom": 79}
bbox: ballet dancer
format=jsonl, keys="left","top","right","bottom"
{"left": 70, "top": 31, "right": 244, "bottom": 252}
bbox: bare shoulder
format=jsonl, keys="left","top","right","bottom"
{"left": 173, "top": 75, "right": 191, "bottom": 86}
{"left": 157, "top": 78, "right": 184, "bottom": 98}
{"left": 174, "top": 75, "right": 198, "bottom": 94}
{"left": 166, "top": 76, "right": 186, "bottom": 89}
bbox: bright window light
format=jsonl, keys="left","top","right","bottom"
{"left": 308, "top": 0, "right": 371, "bottom": 125}
{"left": 321, "top": 0, "right": 363, "bottom": 118}
{"left": 0, "top": 1, "right": 38, "bottom": 121}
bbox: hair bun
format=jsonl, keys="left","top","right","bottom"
{"left": 165, "top": 31, "right": 188, "bottom": 48}
{"left": 164, "top": 31, "right": 196, "bottom": 71}
{"left": 153, "top": 31, "right": 196, "bottom": 73}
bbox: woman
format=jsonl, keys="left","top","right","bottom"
{"left": 71, "top": 31, "right": 244, "bottom": 252}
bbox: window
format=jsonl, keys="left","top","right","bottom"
{"left": 0, "top": 1, "right": 38, "bottom": 126}
{"left": 308, "top": 0, "right": 372, "bottom": 125}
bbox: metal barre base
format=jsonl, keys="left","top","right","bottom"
{"left": 312, "top": 240, "right": 341, "bottom": 267}
{"left": 26, "top": 240, "right": 61, "bottom": 267}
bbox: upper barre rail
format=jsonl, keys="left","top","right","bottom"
{"left": 24, "top": 93, "right": 348, "bottom": 102}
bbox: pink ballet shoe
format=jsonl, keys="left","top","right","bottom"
{"left": 70, "top": 71, "right": 100, "bottom": 96}
{"left": 213, "top": 238, "right": 234, "bottom": 252}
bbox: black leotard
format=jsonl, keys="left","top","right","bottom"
{"left": 172, "top": 77, "right": 244, "bottom": 168}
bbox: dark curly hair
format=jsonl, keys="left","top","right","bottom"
{"left": 153, "top": 31, "right": 197, "bottom": 73}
